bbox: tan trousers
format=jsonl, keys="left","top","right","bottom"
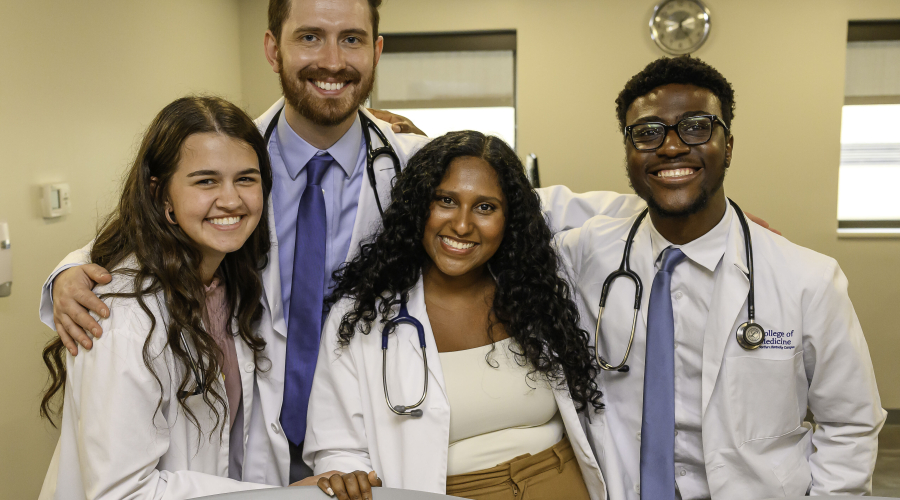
{"left": 445, "top": 437, "right": 590, "bottom": 500}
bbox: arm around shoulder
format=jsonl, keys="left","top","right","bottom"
{"left": 536, "top": 185, "right": 645, "bottom": 233}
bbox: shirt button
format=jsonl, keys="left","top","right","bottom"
{"left": 674, "top": 291, "right": 683, "bottom": 300}
{"left": 680, "top": 469, "right": 687, "bottom": 476}
{"left": 244, "top": 362, "right": 255, "bottom": 373}
{"left": 675, "top": 430, "right": 679, "bottom": 436}
{"left": 634, "top": 484, "right": 641, "bottom": 494}
{"left": 244, "top": 435, "right": 249, "bottom": 444}
{"left": 271, "top": 423, "right": 281, "bottom": 434}
{"left": 674, "top": 342, "right": 679, "bottom": 349}
{"left": 636, "top": 431, "right": 641, "bottom": 441}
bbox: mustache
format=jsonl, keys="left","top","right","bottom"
{"left": 296, "top": 67, "right": 362, "bottom": 83}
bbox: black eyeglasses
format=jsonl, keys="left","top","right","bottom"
{"left": 624, "top": 115, "right": 729, "bottom": 151}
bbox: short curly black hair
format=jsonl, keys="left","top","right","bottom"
{"left": 615, "top": 56, "right": 735, "bottom": 133}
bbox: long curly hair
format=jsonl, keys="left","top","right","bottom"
{"left": 41, "top": 96, "right": 272, "bottom": 431}
{"left": 329, "top": 131, "right": 603, "bottom": 413}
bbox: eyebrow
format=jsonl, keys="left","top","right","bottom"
{"left": 186, "top": 168, "right": 260, "bottom": 178}
{"left": 293, "top": 26, "right": 371, "bottom": 39}
{"left": 631, "top": 110, "right": 715, "bottom": 125}
{"left": 435, "top": 189, "right": 504, "bottom": 205}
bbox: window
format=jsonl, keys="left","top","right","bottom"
{"left": 370, "top": 31, "right": 516, "bottom": 149}
{"left": 838, "top": 21, "right": 900, "bottom": 234}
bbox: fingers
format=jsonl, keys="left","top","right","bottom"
{"left": 322, "top": 471, "right": 376, "bottom": 500}
{"left": 83, "top": 264, "right": 112, "bottom": 285}
{"left": 368, "top": 470, "right": 382, "bottom": 487}
{"left": 55, "top": 321, "right": 79, "bottom": 356}
{"left": 56, "top": 312, "right": 93, "bottom": 350}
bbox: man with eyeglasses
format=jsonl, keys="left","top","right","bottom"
{"left": 556, "top": 56, "right": 884, "bottom": 500}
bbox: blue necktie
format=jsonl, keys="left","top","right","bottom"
{"left": 640, "top": 247, "right": 686, "bottom": 500}
{"left": 282, "top": 153, "right": 331, "bottom": 446}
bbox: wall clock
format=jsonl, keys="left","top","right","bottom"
{"left": 649, "top": 0, "right": 711, "bottom": 55}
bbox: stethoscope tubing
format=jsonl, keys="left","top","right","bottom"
{"left": 594, "top": 198, "right": 761, "bottom": 372}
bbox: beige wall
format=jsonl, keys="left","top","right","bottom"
{"left": 4, "top": 0, "right": 900, "bottom": 495}
{"left": 0, "top": 1, "right": 243, "bottom": 497}
{"left": 239, "top": 0, "right": 900, "bottom": 408}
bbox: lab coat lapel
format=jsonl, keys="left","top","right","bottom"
{"left": 346, "top": 108, "right": 395, "bottom": 261}
{"left": 701, "top": 219, "right": 750, "bottom": 416}
{"left": 261, "top": 199, "right": 287, "bottom": 338}
{"left": 403, "top": 279, "right": 449, "bottom": 402}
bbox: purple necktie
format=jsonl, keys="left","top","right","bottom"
{"left": 640, "top": 246, "right": 685, "bottom": 500}
{"left": 281, "top": 153, "right": 331, "bottom": 446}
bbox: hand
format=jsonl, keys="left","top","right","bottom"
{"left": 744, "top": 211, "right": 782, "bottom": 236}
{"left": 367, "top": 108, "right": 426, "bottom": 136}
{"left": 316, "top": 470, "right": 382, "bottom": 500}
{"left": 52, "top": 264, "right": 112, "bottom": 355}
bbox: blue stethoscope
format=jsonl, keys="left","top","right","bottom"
{"left": 381, "top": 301, "right": 428, "bottom": 417}
{"left": 594, "top": 199, "right": 766, "bottom": 373}
{"left": 263, "top": 106, "right": 403, "bottom": 218}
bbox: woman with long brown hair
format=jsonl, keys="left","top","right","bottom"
{"left": 39, "top": 96, "right": 276, "bottom": 499}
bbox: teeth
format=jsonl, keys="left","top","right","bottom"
{"left": 208, "top": 216, "right": 241, "bottom": 225}
{"left": 657, "top": 168, "right": 695, "bottom": 178}
{"left": 314, "top": 81, "right": 346, "bottom": 91}
{"left": 441, "top": 236, "right": 475, "bottom": 250}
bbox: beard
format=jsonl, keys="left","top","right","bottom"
{"left": 629, "top": 158, "right": 727, "bottom": 218}
{"left": 279, "top": 60, "right": 376, "bottom": 127}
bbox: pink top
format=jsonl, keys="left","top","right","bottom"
{"left": 204, "top": 278, "right": 241, "bottom": 429}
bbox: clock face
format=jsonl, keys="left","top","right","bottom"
{"left": 650, "top": 0, "right": 711, "bottom": 55}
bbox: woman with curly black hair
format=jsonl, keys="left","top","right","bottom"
{"left": 302, "top": 131, "right": 608, "bottom": 500}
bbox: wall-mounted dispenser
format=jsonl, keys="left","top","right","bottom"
{"left": 0, "top": 222, "right": 10, "bottom": 297}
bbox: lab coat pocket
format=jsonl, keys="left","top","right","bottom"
{"left": 772, "top": 445, "right": 812, "bottom": 497}
{"left": 725, "top": 351, "right": 803, "bottom": 444}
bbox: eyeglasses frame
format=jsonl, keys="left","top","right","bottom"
{"left": 624, "top": 114, "right": 730, "bottom": 151}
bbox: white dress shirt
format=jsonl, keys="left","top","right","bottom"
{"left": 647, "top": 203, "right": 734, "bottom": 500}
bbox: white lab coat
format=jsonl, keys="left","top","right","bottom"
{"left": 38, "top": 263, "right": 273, "bottom": 499}
{"left": 303, "top": 277, "right": 608, "bottom": 499}
{"left": 38, "top": 98, "right": 645, "bottom": 487}
{"left": 555, "top": 211, "right": 886, "bottom": 500}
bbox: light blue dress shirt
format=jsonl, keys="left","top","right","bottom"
{"left": 268, "top": 111, "right": 365, "bottom": 327}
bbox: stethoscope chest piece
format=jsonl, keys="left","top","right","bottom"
{"left": 736, "top": 321, "right": 765, "bottom": 350}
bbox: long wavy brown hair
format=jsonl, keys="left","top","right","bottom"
{"left": 41, "top": 96, "right": 273, "bottom": 432}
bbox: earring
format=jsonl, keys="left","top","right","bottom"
{"left": 165, "top": 208, "right": 177, "bottom": 225}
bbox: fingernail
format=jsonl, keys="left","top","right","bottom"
{"left": 92, "top": 328, "right": 100, "bottom": 336}
{"left": 81, "top": 340, "right": 90, "bottom": 348}
{"left": 326, "top": 487, "right": 334, "bottom": 496}
{"left": 102, "top": 309, "right": 109, "bottom": 318}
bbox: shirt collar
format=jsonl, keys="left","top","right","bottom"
{"left": 275, "top": 109, "right": 362, "bottom": 180}
{"left": 648, "top": 199, "right": 734, "bottom": 273}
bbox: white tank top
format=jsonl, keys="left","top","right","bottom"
{"left": 439, "top": 337, "right": 564, "bottom": 475}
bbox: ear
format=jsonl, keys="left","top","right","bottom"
{"left": 724, "top": 134, "right": 734, "bottom": 168}
{"left": 150, "top": 176, "right": 159, "bottom": 196}
{"left": 164, "top": 202, "right": 177, "bottom": 225}
{"left": 373, "top": 35, "right": 384, "bottom": 68}
{"left": 264, "top": 30, "right": 282, "bottom": 74}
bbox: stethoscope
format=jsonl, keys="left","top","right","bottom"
{"left": 594, "top": 198, "right": 766, "bottom": 373}
{"left": 263, "top": 106, "right": 403, "bottom": 218}
{"left": 380, "top": 300, "right": 428, "bottom": 418}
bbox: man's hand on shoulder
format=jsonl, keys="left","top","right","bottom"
{"left": 367, "top": 108, "right": 426, "bottom": 136}
{"left": 52, "top": 264, "right": 112, "bottom": 355}
{"left": 745, "top": 211, "right": 782, "bottom": 236}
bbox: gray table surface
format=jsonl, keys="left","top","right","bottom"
{"left": 201, "top": 489, "right": 896, "bottom": 500}
{"left": 200, "top": 486, "right": 462, "bottom": 499}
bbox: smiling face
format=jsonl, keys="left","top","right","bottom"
{"left": 422, "top": 156, "right": 507, "bottom": 281}
{"left": 625, "top": 83, "right": 732, "bottom": 218}
{"left": 265, "top": 0, "right": 382, "bottom": 127}
{"left": 165, "top": 133, "right": 264, "bottom": 280}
